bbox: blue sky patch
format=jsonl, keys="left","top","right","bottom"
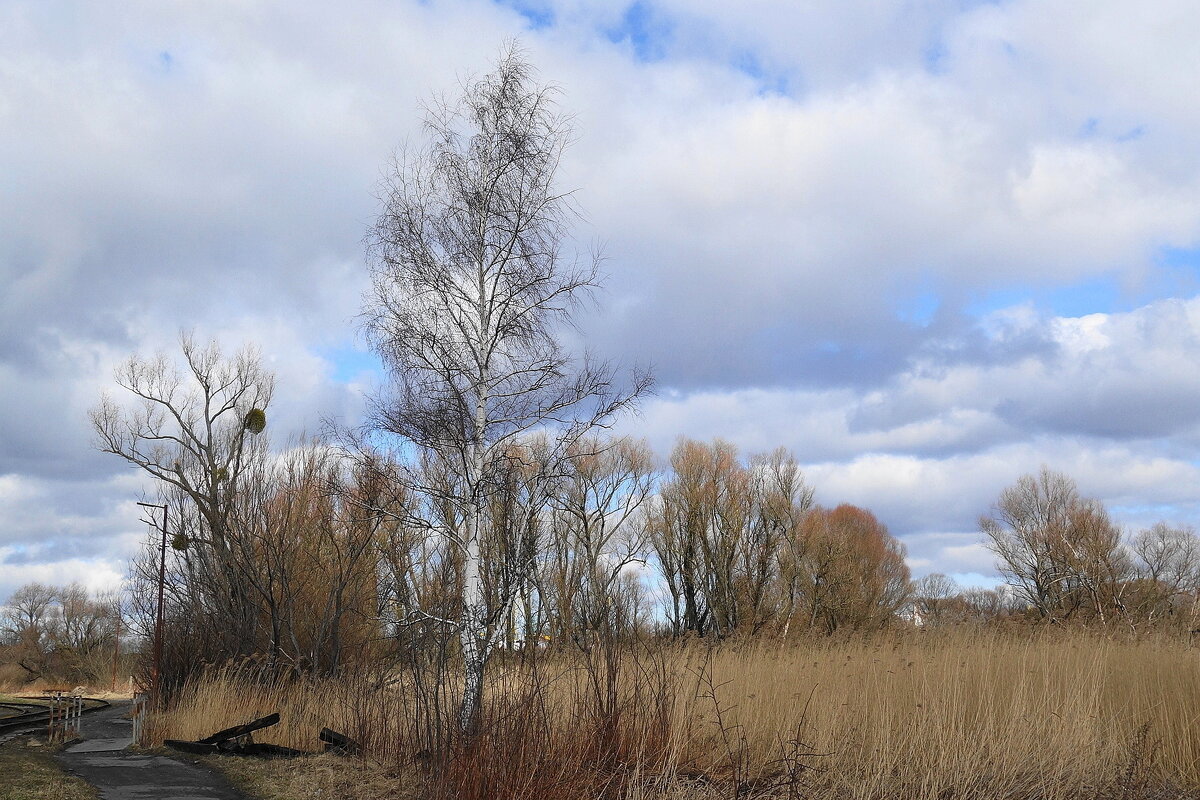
{"left": 946, "top": 572, "right": 1002, "bottom": 590}
{"left": 958, "top": 246, "right": 1200, "bottom": 322}
{"left": 1078, "top": 116, "right": 1146, "bottom": 143}
{"left": 733, "top": 50, "right": 793, "bottom": 97}
{"left": 964, "top": 271, "right": 1178, "bottom": 321}
{"left": 964, "top": 277, "right": 1123, "bottom": 321}
{"left": 923, "top": 40, "right": 948, "bottom": 75}
{"left": 894, "top": 286, "right": 941, "bottom": 327}
{"left": 1117, "top": 124, "right": 1146, "bottom": 142}
{"left": 1158, "top": 244, "right": 1200, "bottom": 271}
{"left": 320, "top": 343, "right": 385, "bottom": 384}
{"left": 493, "top": 0, "right": 554, "bottom": 31}
{"left": 604, "top": 1, "right": 672, "bottom": 62}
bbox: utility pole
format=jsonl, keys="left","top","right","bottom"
{"left": 136, "top": 501, "right": 168, "bottom": 708}
{"left": 110, "top": 597, "right": 121, "bottom": 693}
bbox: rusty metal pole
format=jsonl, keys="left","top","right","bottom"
{"left": 137, "top": 502, "right": 168, "bottom": 709}
{"left": 153, "top": 505, "right": 166, "bottom": 708}
{"left": 110, "top": 599, "right": 121, "bottom": 693}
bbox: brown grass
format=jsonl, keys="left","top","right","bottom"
{"left": 151, "top": 628, "right": 1200, "bottom": 799}
{"left": 193, "top": 752, "right": 418, "bottom": 800}
{"left": 0, "top": 738, "right": 98, "bottom": 800}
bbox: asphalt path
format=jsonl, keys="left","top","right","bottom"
{"left": 53, "top": 701, "right": 249, "bottom": 800}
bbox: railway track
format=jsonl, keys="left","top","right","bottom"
{"left": 0, "top": 697, "right": 111, "bottom": 737}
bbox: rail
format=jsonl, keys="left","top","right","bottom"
{"left": 0, "top": 696, "right": 112, "bottom": 739}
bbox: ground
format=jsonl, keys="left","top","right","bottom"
{"left": 46, "top": 701, "right": 250, "bottom": 800}
{"left": 197, "top": 754, "right": 415, "bottom": 800}
{"left": 0, "top": 738, "right": 97, "bottom": 800}
{"left": 0, "top": 693, "right": 400, "bottom": 800}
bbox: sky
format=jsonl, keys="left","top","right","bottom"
{"left": 3, "top": 0, "right": 1200, "bottom": 601}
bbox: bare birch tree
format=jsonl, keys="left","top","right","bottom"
{"left": 363, "top": 46, "right": 649, "bottom": 734}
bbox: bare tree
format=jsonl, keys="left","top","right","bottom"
{"left": 362, "top": 45, "right": 649, "bottom": 733}
{"left": 91, "top": 333, "right": 273, "bottom": 657}
{"left": 650, "top": 439, "right": 814, "bottom": 637}
{"left": 547, "top": 436, "right": 655, "bottom": 645}
{"left": 1129, "top": 523, "right": 1200, "bottom": 624}
{"left": 1, "top": 583, "right": 57, "bottom": 678}
{"left": 746, "top": 448, "right": 813, "bottom": 634}
{"left": 52, "top": 583, "right": 113, "bottom": 671}
{"left": 789, "top": 505, "right": 910, "bottom": 633}
{"left": 913, "top": 573, "right": 959, "bottom": 626}
{"left": 1, "top": 583, "right": 120, "bottom": 683}
{"left": 960, "top": 587, "right": 1011, "bottom": 623}
{"left": 981, "top": 467, "right": 1129, "bottom": 624}
{"left": 649, "top": 439, "right": 715, "bottom": 636}
{"left": 981, "top": 468, "right": 1079, "bottom": 620}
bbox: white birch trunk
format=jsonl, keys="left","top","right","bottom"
{"left": 458, "top": 522, "right": 487, "bottom": 733}
{"left": 457, "top": 302, "right": 490, "bottom": 734}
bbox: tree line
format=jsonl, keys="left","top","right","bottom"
{"left": 9, "top": 426, "right": 1198, "bottom": 695}
{"left": 80, "top": 342, "right": 921, "bottom": 688}
{"left": 0, "top": 582, "right": 121, "bottom": 687}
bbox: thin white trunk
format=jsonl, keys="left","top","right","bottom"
{"left": 458, "top": 303, "right": 490, "bottom": 734}
{"left": 458, "top": 521, "right": 486, "bottom": 733}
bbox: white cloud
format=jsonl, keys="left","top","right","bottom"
{"left": 3, "top": 0, "right": 1200, "bottom": 585}
{"left": 624, "top": 295, "right": 1200, "bottom": 568}
{"left": 0, "top": 552, "right": 126, "bottom": 600}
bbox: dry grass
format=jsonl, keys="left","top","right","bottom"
{"left": 672, "top": 629, "right": 1200, "bottom": 798}
{"left": 0, "top": 738, "right": 97, "bottom": 800}
{"left": 194, "top": 752, "right": 418, "bottom": 800}
{"left": 151, "top": 628, "right": 1200, "bottom": 799}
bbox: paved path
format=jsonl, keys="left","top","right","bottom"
{"left": 53, "top": 701, "right": 249, "bottom": 800}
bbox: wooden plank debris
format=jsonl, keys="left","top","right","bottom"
{"left": 197, "top": 713, "right": 280, "bottom": 744}
{"left": 318, "top": 727, "right": 362, "bottom": 756}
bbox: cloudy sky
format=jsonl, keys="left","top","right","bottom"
{"left": 3, "top": 0, "right": 1200, "bottom": 601}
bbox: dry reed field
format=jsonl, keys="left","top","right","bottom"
{"left": 150, "top": 629, "right": 1200, "bottom": 800}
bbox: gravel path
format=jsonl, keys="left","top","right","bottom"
{"left": 54, "top": 701, "right": 250, "bottom": 800}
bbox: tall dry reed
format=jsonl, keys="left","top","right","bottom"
{"left": 152, "top": 628, "right": 1200, "bottom": 799}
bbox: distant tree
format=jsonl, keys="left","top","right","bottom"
{"left": 1132, "top": 523, "right": 1200, "bottom": 592}
{"left": 649, "top": 439, "right": 814, "bottom": 637}
{"left": 960, "top": 587, "right": 1011, "bottom": 623}
{"left": 547, "top": 437, "right": 655, "bottom": 645}
{"left": 746, "top": 447, "right": 813, "bottom": 635}
{"left": 50, "top": 583, "right": 114, "bottom": 678}
{"left": 361, "top": 46, "right": 649, "bottom": 734}
{"left": 981, "top": 467, "right": 1129, "bottom": 624}
{"left": 1128, "top": 523, "right": 1200, "bottom": 624}
{"left": 649, "top": 439, "right": 715, "bottom": 636}
{"left": 791, "top": 505, "right": 910, "bottom": 633}
{"left": 913, "top": 573, "right": 959, "bottom": 626}
{"left": 692, "top": 439, "right": 749, "bottom": 637}
{"left": 0, "top": 583, "right": 57, "bottom": 678}
{"left": 1, "top": 583, "right": 119, "bottom": 684}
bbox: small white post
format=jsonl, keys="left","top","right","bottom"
{"left": 132, "top": 692, "right": 149, "bottom": 746}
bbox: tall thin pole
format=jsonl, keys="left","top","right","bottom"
{"left": 110, "top": 599, "right": 121, "bottom": 693}
{"left": 137, "top": 501, "right": 168, "bottom": 709}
